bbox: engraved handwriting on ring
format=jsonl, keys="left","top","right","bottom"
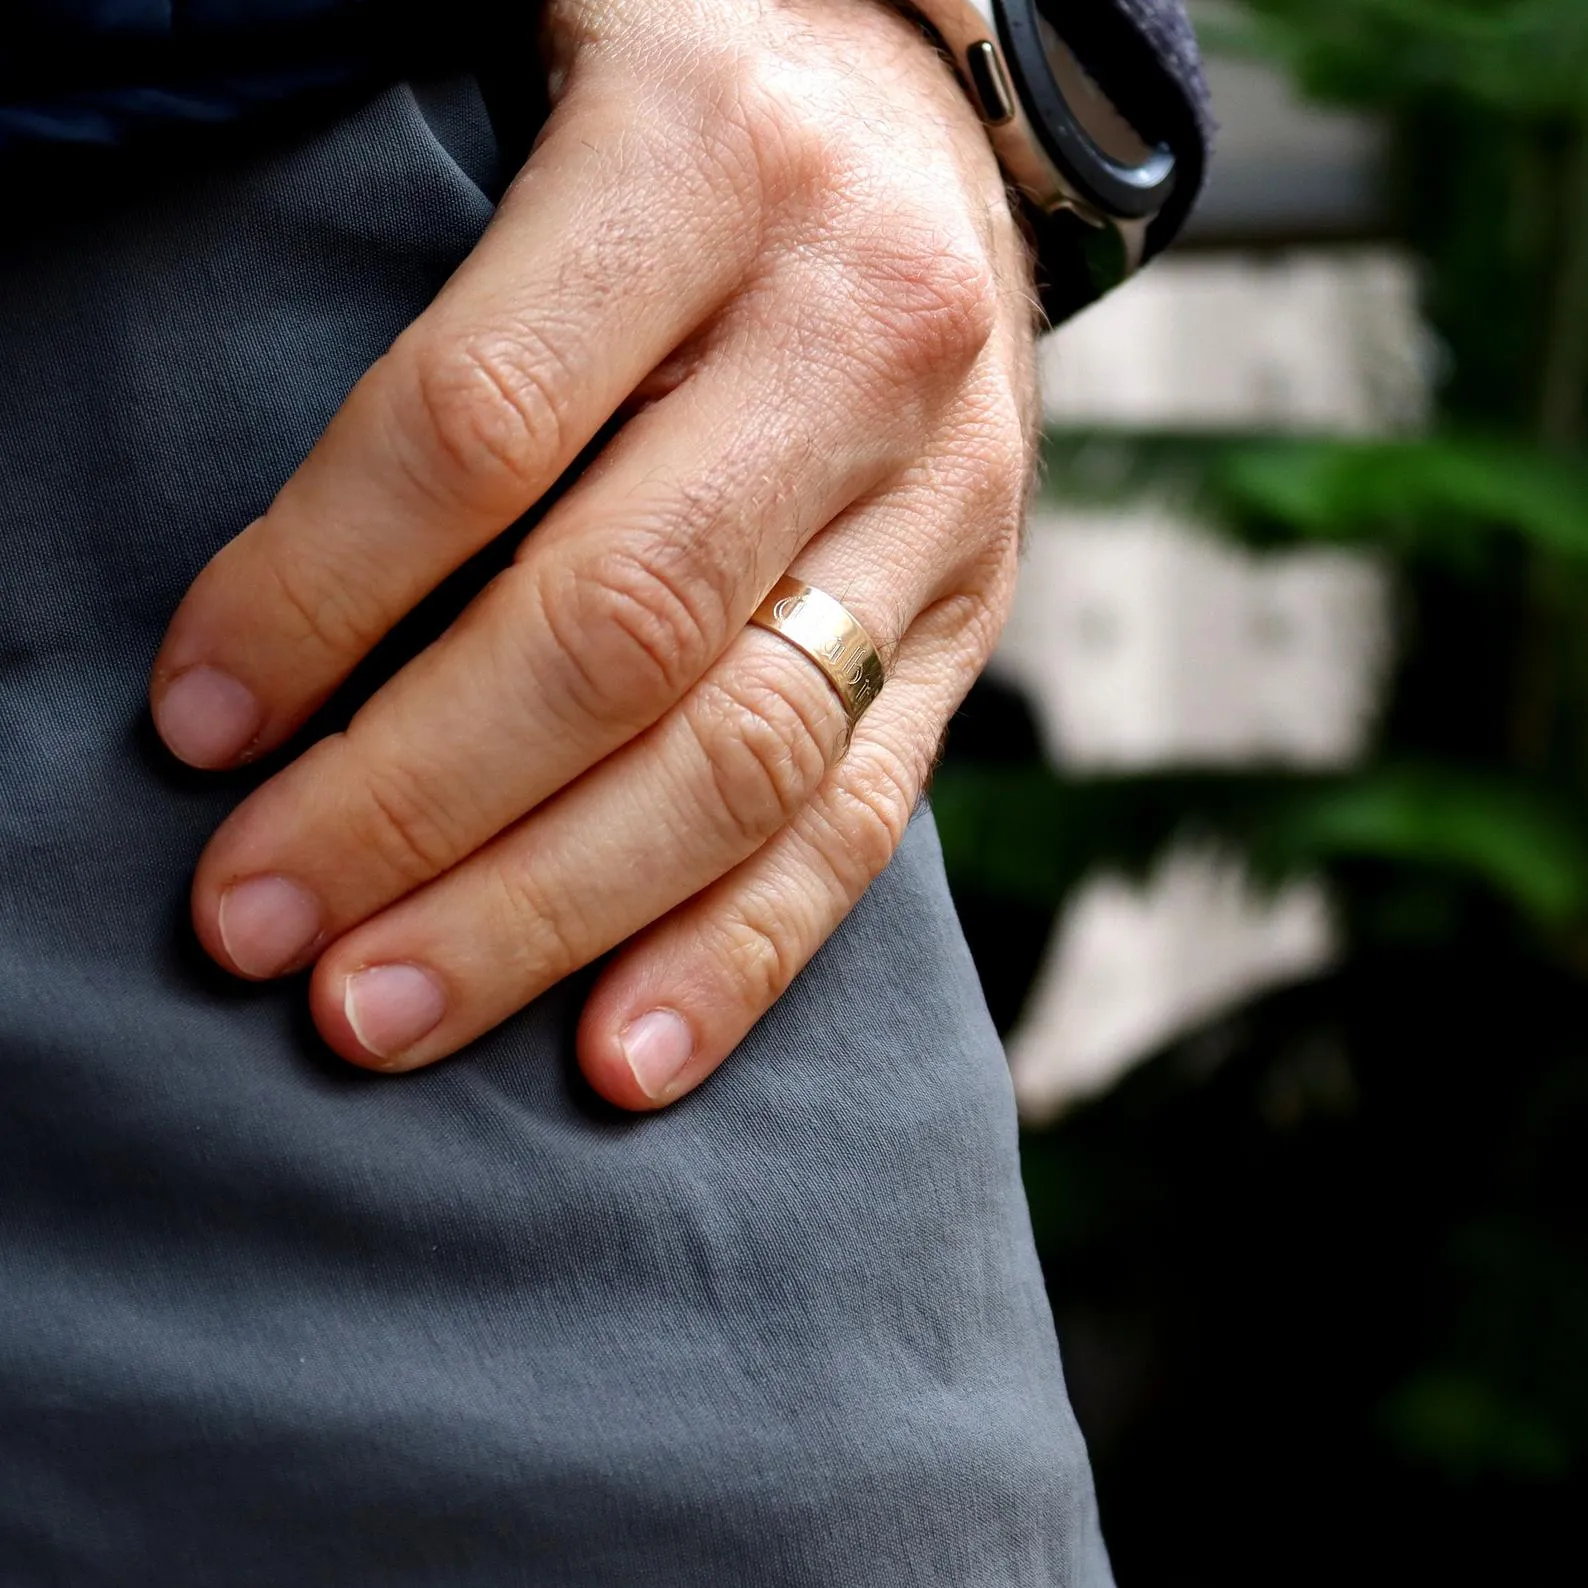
{"left": 749, "top": 575, "right": 885, "bottom": 727}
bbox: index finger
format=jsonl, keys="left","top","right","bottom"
{"left": 150, "top": 66, "right": 763, "bottom": 768}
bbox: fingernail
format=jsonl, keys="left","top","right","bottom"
{"left": 216, "top": 875, "right": 322, "bottom": 978}
{"left": 619, "top": 1009, "right": 694, "bottom": 1100}
{"left": 343, "top": 963, "right": 447, "bottom": 1065}
{"left": 155, "top": 665, "right": 262, "bottom": 768}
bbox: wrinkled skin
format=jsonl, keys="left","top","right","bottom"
{"left": 149, "top": 0, "right": 1039, "bottom": 1109}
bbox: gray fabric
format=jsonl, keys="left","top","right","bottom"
{"left": 0, "top": 81, "right": 1110, "bottom": 1585}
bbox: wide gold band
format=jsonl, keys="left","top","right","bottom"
{"left": 748, "top": 575, "right": 886, "bottom": 727}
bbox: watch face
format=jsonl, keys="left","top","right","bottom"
{"left": 1033, "top": 9, "right": 1154, "bottom": 168}
{"left": 999, "top": 0, "right": 1176, "bottom": 220}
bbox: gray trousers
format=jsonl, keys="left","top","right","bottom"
{"left": 0, "top": 80, "right": 1109, "bottom": 1586}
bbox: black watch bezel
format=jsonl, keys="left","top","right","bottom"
{"left": 994, "top": 0, "right": 1177, "bottom": 220}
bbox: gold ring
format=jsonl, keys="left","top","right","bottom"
{"left": 748, "top": 575, "right": 886, "bottom": 727}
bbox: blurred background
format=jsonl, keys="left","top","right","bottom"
{"left": 938, "top": 1, "right": 1588, "bottom": 1579}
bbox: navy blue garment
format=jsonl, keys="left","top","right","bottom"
{"left": 0, "top": 2, "right": 1209, "bottom": 244}
{"left": 0, "top": 76, "right": 1114, "bottom": 1584}
{"left": 0, "top": 3, "right": 499, "bottom": 151}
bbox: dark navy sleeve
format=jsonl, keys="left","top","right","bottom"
{"left": 1047, "top": 0, "right": 1212, "bottom": 260}
{"left": 0, "top": 0, "right": 1209, "bottom": 200}
{"left": 0, "top": 2, "right": 456, "bottom": 150}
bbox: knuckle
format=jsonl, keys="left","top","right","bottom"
{"left": 845, "top": 212, "right": 1000, "bottom": 386}
{"left": 750, "top": 84, "right": 847, "bottom": 209}
{"left": 940, "top": 582, "right": 1010, "bottom": 672}
{"left": 259, "top": 542, "right": 378, "bottom": 664}
{"left": 404, "top": 323, "right": 571, "bottom": 506}
{"left": 486, "top": 860, "right": 587, "bottom": 979}
{"left": 824, "top": 744, "right": 916, "bottom": 882}
{"left": 695, "top": 47, "right": 793, "bottom": 199}
{"left": 353, "top": 760, "right": 467, "bottom": 885}
{"left": 1000, "top": 370, "right": 1043, "bottom": 482}
{"left": 689, "top": 663, "right": 838, "bottom": 845}
{"left": 975, "top": 430, "right": 1034, "bottom": 544}
{"left": 590, "top": 44, "right": 789, "bottom": 238}
{"left": 686, "top": 41, "right": 836, "bottom": 212}
{"left": 946, "top": 383, "right": 1038, "bottom": 550}
{"left": 540, "top": 544, "right": 722, "bottom": 724}
{"left": 977, "top": 530, "right": 1023, "bottom": 623}
{"left": 714, "top": 894, "right": 801, "bottom": 1008}
{"left": 583, "top": 476, "right": 744, "bottom": 625}
{"left": 980, "top": 465, "right": 1035, "bottom": 575}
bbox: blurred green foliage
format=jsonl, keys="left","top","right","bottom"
{"left": 937, "top": 1, "right": 1588, "bottom": 1579}
{"left": 937, "top": 762, "right": 1588, "bottom": 924}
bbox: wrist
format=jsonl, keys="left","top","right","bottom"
{"left": 877, "top": 0, "right": 1202, "bottom": 322}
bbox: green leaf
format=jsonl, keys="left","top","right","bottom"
{"left": 1220, "top": 438, "right": 1588, "bottom": 561}
{"left": 1222, "top": 0, "right": 1588, "bottom": 122}
{"left": 932, "top": 763, "right": 1588, "bottom": 926}
{"left": 1262, "top": 764, "right": 1588, "bottom": 923}
{"left": 1038, "top": 431, "right": 1588, "bottom": 572}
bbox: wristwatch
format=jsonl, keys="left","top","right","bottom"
{"left": 901, "top": 0, "right": 1186, "bottom": 323}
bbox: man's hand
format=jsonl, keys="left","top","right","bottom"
{"left": 149, "top": 0, "right": 1037, "bottom": 1109}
